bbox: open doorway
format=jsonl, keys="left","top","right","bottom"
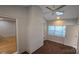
{"left": 0, "top": 17, "right": 17, "bottom": 54}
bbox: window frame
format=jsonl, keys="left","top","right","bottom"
{"left": 47, "top": 25, "right": 66, "bottom": 37}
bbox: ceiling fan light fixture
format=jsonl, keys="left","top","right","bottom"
{"left": 56, "top": 17, "right": 60, "bottom": 19}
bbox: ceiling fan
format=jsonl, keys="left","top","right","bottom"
{"left": 46, "top": 5, "right": 66, "bottom": 15}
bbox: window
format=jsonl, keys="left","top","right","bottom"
{"left": 48, "top": 25, "right": 66, "bottom": 37}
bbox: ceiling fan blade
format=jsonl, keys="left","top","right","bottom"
{"left": 54, "top": 5, "right": 66, "bottom": 10}
{"left": 46, "top": 5, "right": 66, "bottom": 11}
{"left": 46, "top": 7, "right": 54, "bottom": 11}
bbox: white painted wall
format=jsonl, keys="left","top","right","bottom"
{"left": 0, "top": 20, "right": 16, "bottom": 37}
{"left": 43, "top": 19, "right": 47, "bottom": 40}
{"left": 76, "top": 19, "right": 79, "bottom": 53}
{"left": 0, "top": 6, "right": 29, "bottom": 53}
{"left": 47, "top": 36, "right": 65, "bottom": 44}
{"left": 27, "top": 6, "right": 44, "bottom": 53}
{"left": 64, "top": 25, "right": 78, "bottom": 49}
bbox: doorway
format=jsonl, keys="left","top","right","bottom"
{"left": 0, "top": 17, "right": 17, "bottom": 54}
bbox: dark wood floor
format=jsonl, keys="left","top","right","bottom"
{"left": 33, "top": 40, "right": 76, "bottom": 54}
{"left": 22, "top": 40, "right": 76, "bottom": 54}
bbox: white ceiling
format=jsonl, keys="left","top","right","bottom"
{"left": 40, "top": 5, "right": 79, "bottom": 20}
{"left": 0, "top": 5, "right": 79, "bottom": 21}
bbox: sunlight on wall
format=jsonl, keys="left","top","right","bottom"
{"left": 53, "top": 20, "right": 64, "bottom": 26}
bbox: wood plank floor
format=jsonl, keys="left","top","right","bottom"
{"left": 33, "top": 40, "right": 76, "bottom": 54}
{"left": 0, "top": 36, "right": 16, "bottom": 54}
